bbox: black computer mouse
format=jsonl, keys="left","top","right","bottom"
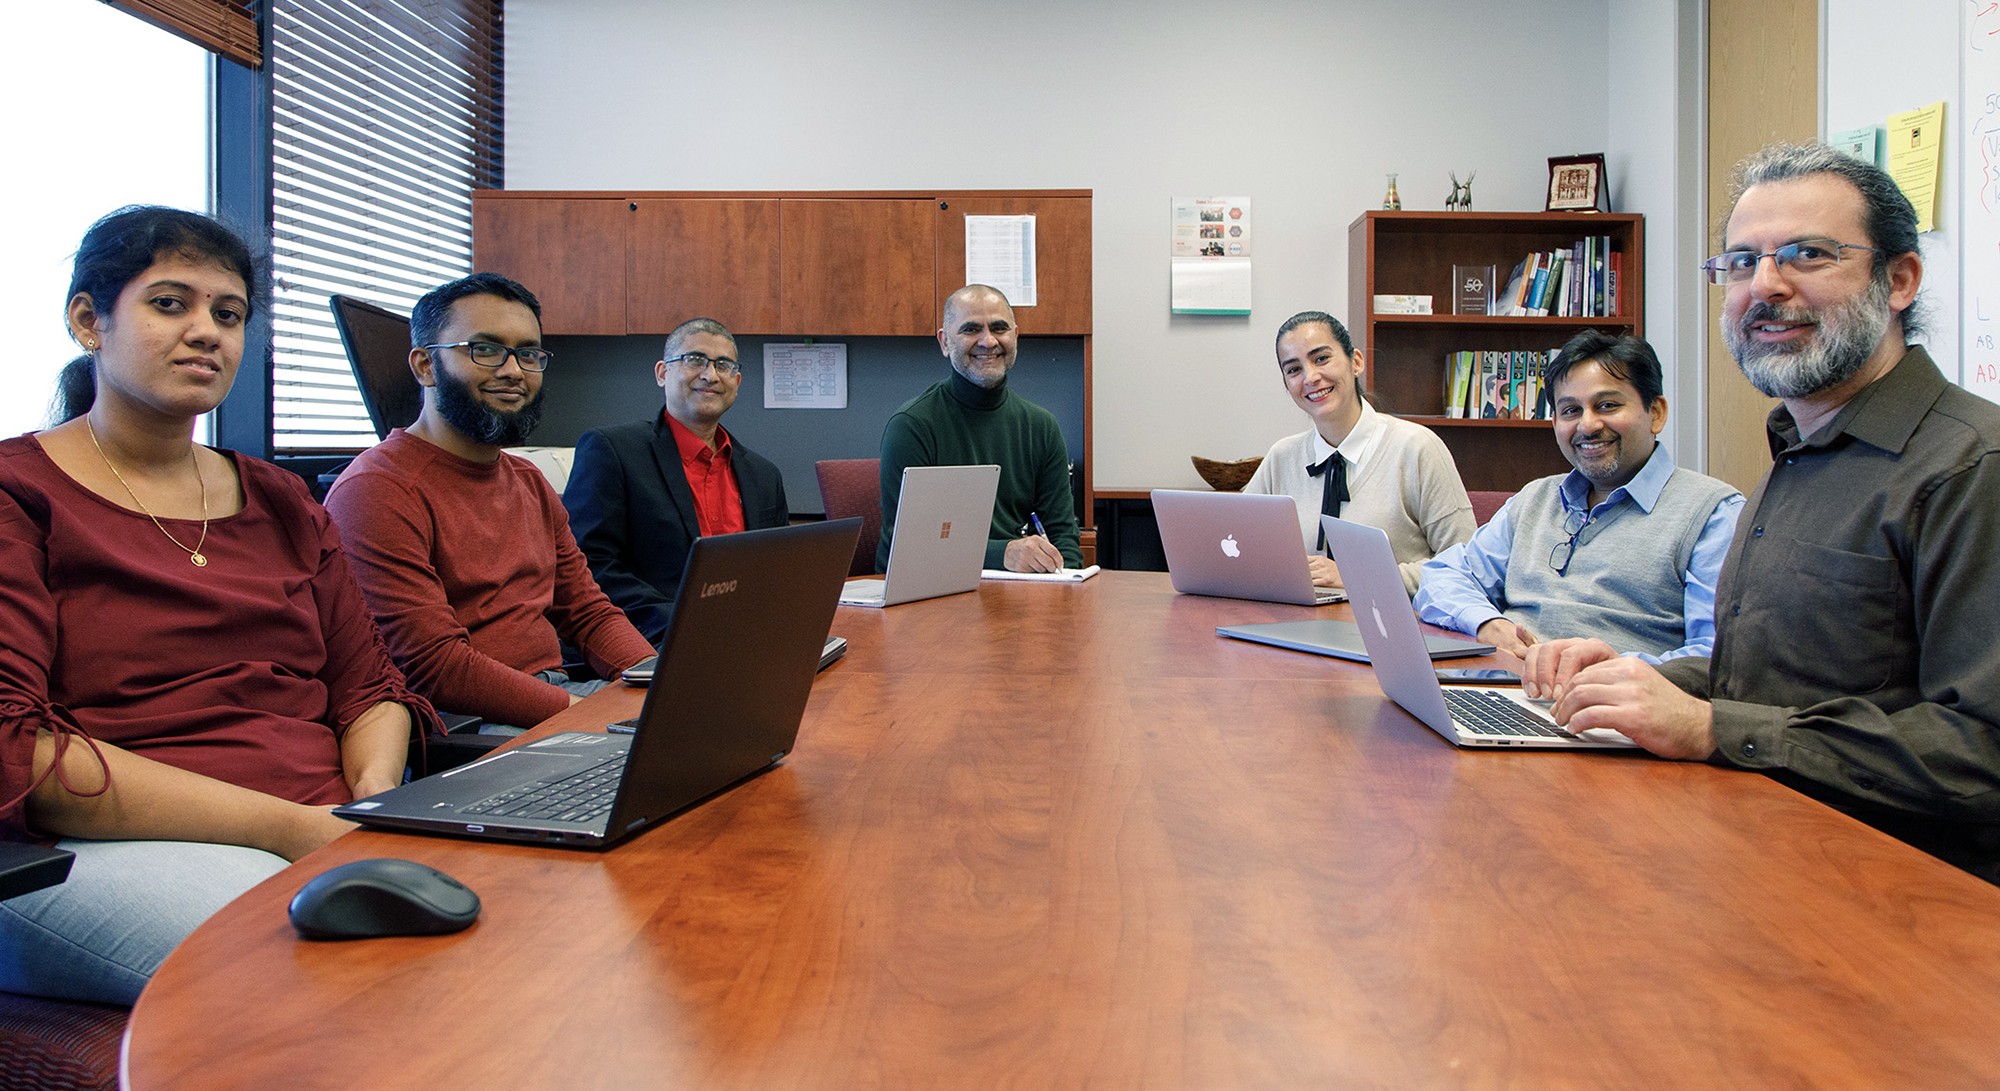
{"left": 288, "top": 857, "right": 480, "bottom": 940}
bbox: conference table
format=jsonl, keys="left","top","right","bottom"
{"left": 125, "top": 571, "right": 2000, "bottom": 1088}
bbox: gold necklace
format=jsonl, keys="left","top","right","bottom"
{"left": 86, "top": 420, "right": 210, "bottom": 567}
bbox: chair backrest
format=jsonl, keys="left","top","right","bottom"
{"left": 815, "top": 459, "right": 882, "bottom": 577}
{"left": 327, "top": 294, "right": 421, "bottom": 440}
{"left": 506, "top": 446, "right": 575, "bottom": 493}
{"left": 1467, "top": 490, "right": 1514, "bottom": 527}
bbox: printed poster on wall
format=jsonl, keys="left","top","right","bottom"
{"left": 1170, "top": 196, "right": 1252, "bottom": 315}
{"left": 1170, "top": 196, "right": 1252, "bottom": 257}
{"left": 763, "top": 342, "right": 847, "bottom": 409}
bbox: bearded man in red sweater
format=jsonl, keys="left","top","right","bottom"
{"left": 326, "top": 273, "right": 653, "bottom": 730}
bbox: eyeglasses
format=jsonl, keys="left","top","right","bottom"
{"left": 1700, "top": 239, "right": 1880, "bottom": 285}
{"left": 1549, "top": 508, "right": 1591, "bottom": 576}
{"left": 422, "top": 340, "right": 552, "bottom": 372}
{"left": 664, "top": 352, "right": 742, "bottom": 378}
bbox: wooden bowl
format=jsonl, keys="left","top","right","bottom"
{"left": 1191, "top": 455, "right": 1262, "bottom": 492}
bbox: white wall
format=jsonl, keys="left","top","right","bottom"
{"left": 1606, "top": 0, "right": 1704, "bottom": 465}
{"left": 508, "top": 0, "right": 1673, "bottom": 489}
{"left": 1824, "top": 0, "right": 1960, "bottom": 382}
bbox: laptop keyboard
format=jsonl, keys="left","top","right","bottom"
{"left": 1441, "top": 688, "right": 1571, "bottom": 738}
{"left": 461, "top": 753, "right": 627, "bottom": 823}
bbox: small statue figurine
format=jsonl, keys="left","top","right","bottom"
{"left": 1445, "top": 171, "right": 1477, "bottom": 211}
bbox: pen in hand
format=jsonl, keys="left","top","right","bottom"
{"left": 1028, "top": 512, "right": 1049, "bottom": 538}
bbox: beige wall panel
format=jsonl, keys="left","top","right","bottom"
{"left": 1706, "top": 0, "right": 1818, "bottom": 492}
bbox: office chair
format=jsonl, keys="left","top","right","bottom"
{"left": 1467, "top": 490, "right": 1515, "bottom": 527}
{"left": 324, "top": 296, "right": 508, "bottom": 773}
{"left": 0, "top": 846, "right": 123, "bottom": 1091}
{"left": 815, "top": 459, "right": 883, "bottom": 576}
{"left": 327, "top": 294, "right": 423, "bottom": 441}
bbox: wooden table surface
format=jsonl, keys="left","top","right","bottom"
{"left": 125, "top": 571, "right": 2000, "bottom": 1089}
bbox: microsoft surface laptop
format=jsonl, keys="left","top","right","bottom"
{"left": 335, "top": 518, "right": 862, "bottom": 848}
{"left": 839, "top": 464, "right": 1001, "bottom": 608}
{"left": 1320, "top": 515, "right": 1636, "bottom": 750}
{"left": 1153, "top": 489, "right": 1346, "bottom": 606}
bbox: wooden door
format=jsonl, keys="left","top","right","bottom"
{"left": 779, "top": 199, "right": 936, "bottom": 335}
{"left": 627, "top": 199, "right": 782, "bottom": 335}
{"left": 1706, "top": 0, "right": 1817, "bottom": 492}
{"left": 471, "top": 197, "right": 628, "bottom": 334}
{"left": 935, "top": 195, "right": 1093, "bottom": 335}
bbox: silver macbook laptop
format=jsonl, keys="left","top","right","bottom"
{"left": 334, "top": 518, "right": 862, "bottom": 848}
{"left": 1321, "top": 515, "right": 1636, "bottom": 750}
{"left": 1215, "top": 619, "right": 1490, "bottom": 662}
{"left": 1153, "top": 489, "right": 1345, "bottom": 606}
{"left": 840, "top": 464, "right": 1001, "bottom": 608}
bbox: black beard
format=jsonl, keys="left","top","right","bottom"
{"left": 434, "top": 370, "right": 544, "bottom": 446}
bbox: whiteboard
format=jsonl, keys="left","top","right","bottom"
{"left": 1963, "top": 0, "right": 2000, "bottom": 402}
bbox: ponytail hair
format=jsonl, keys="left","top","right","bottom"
{"left": 51, "top": 356, "right": 96, "bottom": 425}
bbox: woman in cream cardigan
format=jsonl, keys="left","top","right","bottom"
{"left": 1242, "top": 310, "right": 1475, "bottom": 594}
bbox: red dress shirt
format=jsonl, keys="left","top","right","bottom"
{"left": 665, "top": 412, "right": 746, "bottom": 536}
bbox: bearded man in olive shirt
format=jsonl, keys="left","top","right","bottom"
{"left": 1528, "top": 142, "right": 2000, "bottom": 882}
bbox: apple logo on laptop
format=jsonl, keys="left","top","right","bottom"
{"left": 1219, "top": 534, "right": 1241, "bottom": 558}
{"left": 1371, "top": 605, "right": 1388, "bottom": 638}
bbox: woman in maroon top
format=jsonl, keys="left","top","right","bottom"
{"left": 0, "top": 207, "right": 437, "bottom": 1005}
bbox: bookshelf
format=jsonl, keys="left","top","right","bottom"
{"left": 1347, "top": 211, "right": 1645, "bottom": 491}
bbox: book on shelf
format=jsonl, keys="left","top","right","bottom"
{"left": 1440, "top": 349, "right": 1558, "bottom": 421}
{"left": 1445, "top": 351, "right": 1474, "bottom": 418}
{"left": 1492, "top": 238, "right": 1623, "bottom": 318}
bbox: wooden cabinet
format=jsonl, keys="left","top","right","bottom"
{"left": 1347, "top": 211, "right": 1646, "bottom": 492}
{"left": 472, "top": 190, "right": 1091, "bottom": 337}
{"left": 628, "top": 199, "right": 782, "bottom": 335}
{"left": 472, "top": 197, "right": 629, "bottom": 334}
{"left": 779, "top": 199, "right": 937, "bottom": 335}
{"left": 936, "top": 195, "right": 1092, "bottom": 335}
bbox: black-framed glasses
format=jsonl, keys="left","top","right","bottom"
{"left": 1700, "top": 239, "right": 1880, "bottom": 286}
{"left": 1549, "top": 509, "right": 1591, "bottom": 576}
{"left": 422, "top": 340, "right": 552, "bottom": 372}
{"left": 664, "top": 351, "right": 742, "bottom": 378}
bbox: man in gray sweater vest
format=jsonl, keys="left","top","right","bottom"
{"left": 1413, "top": 330, "right": 1743, "bottom": 663}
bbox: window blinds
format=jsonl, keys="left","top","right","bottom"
{"left": 110, "top": 0, "right": 261, "bottom": 68}
{"left": 267, "top": 0, "right": 502, "bottom": 452}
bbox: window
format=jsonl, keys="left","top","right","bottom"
{"left": 267, "top": 0, "right": 503, "bottom": 453}
{"left": 10, "top": 1, "right": 209, "bottom": 438}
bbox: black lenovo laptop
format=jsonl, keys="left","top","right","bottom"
{"left": 335, "top": 518, "right": 861, "bottom": 849}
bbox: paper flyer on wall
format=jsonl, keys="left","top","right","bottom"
{"left": 1828, "top": 125, "right": 1880, "bottom": 167}
{"left": 1886, "top": 101, "right": 1945, "bottom": 232}
{"left": 965, "top": 215, "right": 1036, "bottom": 307}
{"left": 763, "top": 342, "right": 847, "bottom": 409}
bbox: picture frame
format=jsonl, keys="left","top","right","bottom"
{"left": 1546, "top": 153, "right": 1609, "bottom": 212}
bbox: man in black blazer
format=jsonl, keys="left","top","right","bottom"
{"left": 563, "top": 317, "right": 789, "bottom": 645}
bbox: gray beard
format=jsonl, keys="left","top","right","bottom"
{"left": 435, "top": 370, "right": 545, "bottom": 446}
{"left": 1724, "top": 275, "right": 1891, "bottom": 399}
